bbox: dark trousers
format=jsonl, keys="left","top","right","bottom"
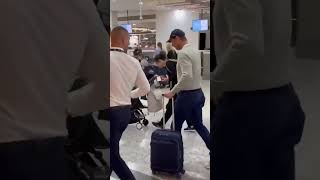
{"left": 0, "top": 137, "right": 75, "bottom": 180}
{"left": 159, "top": 94, "right": 193, "bottom": 127}
{"left": 109, "top": 106, "right": 135, "bottom": 180}
{"left": 174, "top": 89, "right": 210, "bottom": 150}
{"left": 212, "top": 84, "right": 305, "bottom": 180}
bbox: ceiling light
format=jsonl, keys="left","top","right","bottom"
{"left": 175, "top": 9, "right": 185, "bottom": 18}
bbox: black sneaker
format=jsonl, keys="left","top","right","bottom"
{"left": 184, "top": 126, "right": 195, "bottom": 132}
{"left": 152, "top": 121, "right": 164, "bottom": 129}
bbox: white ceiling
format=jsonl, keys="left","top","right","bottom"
{"left": 111, "top": 0, "right": 210, "bottom": 12}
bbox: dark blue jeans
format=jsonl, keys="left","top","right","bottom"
{"left": 0, "top": 137, "right": 76, "bottom": 180}
{"left": 174, "top": 89, "right": 210, "bottom": 150}
{"left": 212, "top": 84, "right": 305, "bottom": 180}
{"left": 109, "top": 106, "right": 135, "bottom": 180}
{"left": 160, "top": 95, "right": 193, "bottom": 127}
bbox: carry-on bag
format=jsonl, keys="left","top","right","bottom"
{"left": 150, "top": 87, "right": 185, "bottom": 177}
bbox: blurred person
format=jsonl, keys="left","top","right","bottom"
{"left": 0, "top": 1, "right": 108, "bottom": 180}
{"left": 133, "top": 47, "right": 149, "bottom": 69}
{"left": 133, "top": 48, "right": 143, "bottom": 62}
{"left": 212, "top": 0, "right": 305, "bottom": 180}
{"left": 110, "top": 26, "right": 150, "bottom": 180}
{"left": 166, "top": 41, "right": 178, "bottom": 60}
{"left": 154, "top": 42, "right": 164, "bottom": 57}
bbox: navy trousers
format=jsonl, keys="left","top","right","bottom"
{"left": 212, "top": 84, "right": 305, "bottom": 180}
{"left": 174, "top": 89, "right": 211, "bottom": 150}
{"left": 109, "top": 106, "right": 135, "bottom": 180}
{"left": 0, "top": 137, "right": 75, "bottom": 180}
{"left": 160, "top": 94, "right": 193, "bottom": 127}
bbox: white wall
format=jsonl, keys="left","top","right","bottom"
{"left": 156, "top": 10, "right": 199, "bottom": 50}
{"left": 110, "top": 11, "right": 119, "bottom": 29}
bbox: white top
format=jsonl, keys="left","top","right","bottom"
{"left": 171, "top": 44, "right": 202, "bottom": 94}
{"left": 0, "top": 0, "right": 108, "bottom": 143}
{"left": 110, "top": 47, "right": 150, "bottom": 107}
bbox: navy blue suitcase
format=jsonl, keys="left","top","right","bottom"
{"left": 150, "top": 95, "right": 185, "bottom": 177}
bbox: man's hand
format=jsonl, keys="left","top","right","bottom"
{"left": 163, "top": 91, "right": 175, "bottom": 99}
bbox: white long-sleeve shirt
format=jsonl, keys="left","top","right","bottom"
{"left": 171, "top": 44, "right": 202, "bottom": 94}
{"left": 110, "top": 47, "right": 150, "bottom": 107}
{"left": 0, "top": 0, "right": 108, "bottom": 143}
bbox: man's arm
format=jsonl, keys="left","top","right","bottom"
{"left": 212, "top": 0, "right": 265, "bottom": 82}
{"left": 131, "top": 66, "right": 150, "bottom": 98}
{"left": 68, "top": 15, "right": 109, "bottom": 117}
{"left": 171, "top": 53, "right": 193, "bottom": 94}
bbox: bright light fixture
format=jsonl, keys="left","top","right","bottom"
{"left": 174, "top": 9, "right": 185, "bottom": 19}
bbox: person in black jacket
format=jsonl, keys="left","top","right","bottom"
{"left": 166, "top": 41, "right": 178, "bottom": 60}
{"left": 152, "top": 51, "right": 194, "bottom": 131}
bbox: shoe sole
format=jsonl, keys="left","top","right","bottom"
{"left": 184, "top": 129, "right": 196, "bottom": 132}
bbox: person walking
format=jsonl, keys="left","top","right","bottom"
{"left": 110, "top": 26, "right": 150, "bottom": 180}
{"left": 163, "top": 29, "right": 210, "bottom": 151}
{"left": 152, "top": 52, "right": 195, "bottom": 131}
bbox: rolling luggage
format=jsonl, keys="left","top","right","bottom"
{"left": 150, "top": 93, "right": 185, "bottom": 177}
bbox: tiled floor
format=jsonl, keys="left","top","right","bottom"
{"left": 111, "top": 80, "right": 211, "bottom": 180}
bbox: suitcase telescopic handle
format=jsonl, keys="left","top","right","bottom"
{"left": 162, "top": 82, "right": 175, "bottom": 130}
{"left": 162, "top": 93, "right": 165, "bottom": 129}
{"left": 172, "top": 93, "right": 175, "bottom": 131}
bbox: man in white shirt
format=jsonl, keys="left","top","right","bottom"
{"left": 110, "top": 26, "right": 150, "bottom": 180}
{"left": 0, "top": 1, "right": 108, "bottom": 179}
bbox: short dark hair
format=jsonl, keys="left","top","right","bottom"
{"left": 133, "top": 48, "right": 142, "bottom": 56}
{"left": 154, "top": 51, "right": 167, "bottom": 62}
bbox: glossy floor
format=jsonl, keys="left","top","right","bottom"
{"left": 110, "top": 80, "right": 211, "bottom": 180}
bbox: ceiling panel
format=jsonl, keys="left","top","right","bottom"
{"left": 111, "top": 0, "right": 210, "bottom": 12}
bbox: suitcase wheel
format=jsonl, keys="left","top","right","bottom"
{"left": 136, "top": 123, "right": 143, "bottom": 130}
{"left": 143, "top": 119, "right": 149, "bottom": 126}
{"left": 181, "top": 169, "right": 186, "bottom": 174}
{"left": 152, "top": 170, "right": 158, "bottom": 175}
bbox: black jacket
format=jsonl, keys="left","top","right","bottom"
{"left": 167, "top": 50, "right": 178, "bottom": 60}
{"left": 166, "top": 60, "right": 177, "bottom": 87}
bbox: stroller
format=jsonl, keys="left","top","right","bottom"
{"left": 130, "top": 98, "right": 149, "bottom": 130}
{"left": 66, "top": 79, "right": 110, "bottom": 180}
{"left": 66, "top": 114, "right": 110, "bottom": 180}
{"left": 129, "top": 64, "right": 169, "bottom": 130}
